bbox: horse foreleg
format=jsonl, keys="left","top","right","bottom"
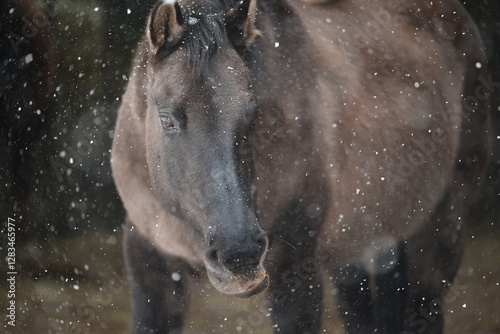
{"left": 123, "top": 221, "right": 193, "bottom": 334}
{"left": 267, "top": 251, "right": 324, "bottom": 334}
{"left": 403, "top": 196, "right": 466, "bottom": 334}
{"left": 331, "top": 263, "right": 374, "bottom": 334}
{"left": 373, "top": 243, "right": 409, "bottom": 333}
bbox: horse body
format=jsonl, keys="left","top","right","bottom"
{"left": 252, "top": 0, "right": 472, "bottom": 264}
{"left": 112, "top": 0, "right": 489, "bottom": 332}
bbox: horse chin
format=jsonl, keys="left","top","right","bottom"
{"left": 206, "top": 268, "right": 269, "bottom": 298}
{"left": 233, "top": 275, "right": 269, "bottom": 298}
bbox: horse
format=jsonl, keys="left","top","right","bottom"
{"left": 111, "top": 0, "right": 490, "bottom": 332}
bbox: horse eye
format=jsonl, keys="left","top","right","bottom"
{"left": 160, "top": 116, "right": 174, "bottom": 129}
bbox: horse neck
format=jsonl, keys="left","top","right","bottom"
{"left": 248, "top": 1, "right": 316, "bottom": 118}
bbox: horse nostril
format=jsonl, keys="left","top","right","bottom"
{"left": 204, "top": 231, "right": 268, "bottom": 276}
{"left": 256, "top": 232, "right": 269, "bottom": 252}
{"left": 204, "top": 247, "right": 220, "bottom": 268}
{"left": 258, "top": 237, "right": 265, "bottom": 247}
{"left": 222, "top": 237, "right": 267, "bottom": 276}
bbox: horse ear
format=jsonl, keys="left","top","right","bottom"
{"left": 148, "top": 0, "right": 184, "bottom": 52}
{"left": 225, "top": 0, "right": 260, "bottom": 50}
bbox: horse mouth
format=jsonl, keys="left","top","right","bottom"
{"left": 234, "top": 275, "right": 269, "bottom": 298}
{"left": 206, "top": 267, "right": 269, "bottom": 298}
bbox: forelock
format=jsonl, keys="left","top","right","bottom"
{"left": 181, "top": 0, "right": 229, "bottom": 74}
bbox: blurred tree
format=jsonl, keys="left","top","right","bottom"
{"left": 0, "top": 0, "right": 57, "bottom": 270}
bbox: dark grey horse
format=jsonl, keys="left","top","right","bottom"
{"left": 111, "top": 0, "right": 490, "bottom": 332}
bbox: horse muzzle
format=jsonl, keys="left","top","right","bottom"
{"left": 202, "top": 230, "right": 269, "bottom": 297}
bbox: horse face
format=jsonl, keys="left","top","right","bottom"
{"left": 144, "top": 0, "right": 268, "bottom": 297}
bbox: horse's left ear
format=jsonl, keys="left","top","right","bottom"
{"left": 148, "top": 0, "right": 185, "bottom": 52}
{"left": 225, "top": 0, "right": 260, "bottom": 50}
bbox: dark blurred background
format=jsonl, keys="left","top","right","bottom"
{"left": 0, "top": 1, "right": 498, "bottom": 333}
{"left": 0, "top": 0, "right": 158, "bottom": 250}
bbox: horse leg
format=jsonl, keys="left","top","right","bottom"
{"left": 331, "top": 263, "right": 374, "bottom": 334}
{"left": 267, "top": 242, "right": 323, "bottom": 333}
{"left": 403, "top": 195, "right": 466, "bottom": 334}
{"left": 123, "top": 221, "right": 193, "bottom": 334}
{"left": 372, "top": 243, "right": 409, "bottom": 333}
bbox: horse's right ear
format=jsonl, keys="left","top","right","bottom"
{"left": 226, "top": 0, "right": 260, "bottom": 50}
{"left": 148, "top": 0, "right": 184, "bottom": 52}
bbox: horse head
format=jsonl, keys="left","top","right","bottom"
{"left": 144, "top": 0, "right": 268, "bottom": 297}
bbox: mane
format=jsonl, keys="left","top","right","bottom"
{"left": 181, "top": 0, "right": 229, "bottom": 73}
